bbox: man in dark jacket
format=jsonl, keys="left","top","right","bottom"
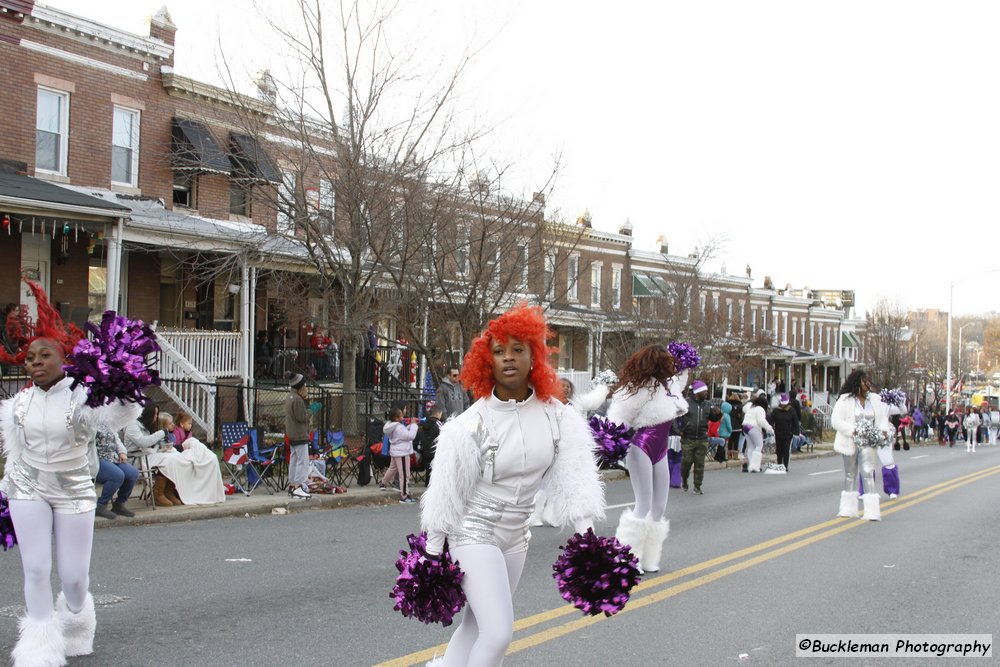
{"left": 417, "top": 405, "right": 443, "bottom": 484}
{"left": 681, "top": 380, "right": 710, "bottom": 494}
{"left": 438, "top": 368, "right": 470, "bottom": 420}
{"left": 769, "top": 393, "right": 800, "bottom": 471}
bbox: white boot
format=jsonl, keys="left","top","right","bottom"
{"left": 641, "top": 518, "right": 670, "bottom": 573}
{"left": 56, "top": 591, "right": 96, "bottom": 657}
{"left": 11, "top": 615, "right": 67, "bottom": 667}
{"left": 862, "top": 493, "right": 881, "bottom": 521}
{"left": 837, "top": 490, "right": 860, "bottom": 518}
{"left": 748, "top": 450, "right": 763, "bottom": 473}
{"left": 614, "top": 510, "right": 647, "bottom": 573}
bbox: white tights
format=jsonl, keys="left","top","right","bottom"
{"left": 625, "top": 447, "right": 670, "bottom": 521}
{"left": 8, "top": 499, "right": 94, "bottom": 619}
{"left": 442, "top": 544, "right": 528, "bottom": 667}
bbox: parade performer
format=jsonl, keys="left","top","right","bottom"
{"left": 606, "top": 345, "right": 689, "bottom": 573}
{"left": 742, "top": 392, "right": 773, "bottom": 473}
{"left": 0, "top": 280, "right": 152, "bottom": 666}
{"left": 419, "top": 304, "right": 605, "bottom": 666}
{"left": 831, "top": 370, "right": 893, "bottom": 521}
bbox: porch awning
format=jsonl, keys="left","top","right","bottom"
{"left": 632, "top": 273, "right": 657, "bottom": 297}
{"left": 228, "top": 132, "right": 281, "bottom": 183}
{"left": 171, "top": 118, "right": 232, "bottom": 174}
{"left": 841, "top": 331, "right": 860, "bottom": 348}
{"left": 0, "top": 172, "right": 129, "bottom": 218}
{"left": 649, "top": 274, "right": 676, "bottom": 298}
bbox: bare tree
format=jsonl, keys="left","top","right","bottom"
{"left": 866, "top": 298, "right": 911, "bottom": 390}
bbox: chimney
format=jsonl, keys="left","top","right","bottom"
{"left": 148, "top": 6, "right": 176, "bottom": 68}
{"left": 576, "top": 208, "right": 592, "bottom": 228}
{"left": 656, "top": 234, "right": 668, "bottom": 255}
{"left": 619, "top": 217, "right": 633, "bottom": 236}
{"left": 255, "top": 70, "right": 278, "bottom": 104}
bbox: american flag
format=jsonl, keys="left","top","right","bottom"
{"left": 221, "top": 422, "right": 249, "bottom": 465}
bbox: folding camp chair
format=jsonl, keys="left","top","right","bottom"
{"left": 245, "top": 427, "right": 282, "bottom": 494}
{"left": 324, "top": 430, "right": 356, "bottom": 488}
{"left": 128, "top": 452, "right": 159, "bottom": 509}
{"left": 220, "top": 421, "right": 251, "bottom": 496}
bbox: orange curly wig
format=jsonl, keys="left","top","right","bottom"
{"left": 0, "top": 279, "right": 82, "bottom": 366}
{"left": 459, "top": 303, "right": 562, "bottom": 402}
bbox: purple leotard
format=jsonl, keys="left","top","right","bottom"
{"left": 630, "top": 420, "right": 673, "bottom": 465}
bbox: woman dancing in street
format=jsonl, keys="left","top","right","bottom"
{"left": 606, "top": 345, "right": 688, "bottom": 573}
{"left": 420, "top": 304, "right": 605, "bottom": 667}
{"left": 830, "top": 370, "right": 893, "bottom": 520}
{"left": 0, "top": 281, "right": 143, "bottom": 666}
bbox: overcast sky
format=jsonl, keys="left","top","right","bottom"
{"left": 41, "top": 0, "right": 1000, "bottom": 318}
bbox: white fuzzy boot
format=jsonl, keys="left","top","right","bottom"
{"left": 748, "top": 450, "right": 763, "bottom": 473}
{"left": 11, "top": 615, "right": 67, "bottom": 667}
{"left": 837, "top": 490, "right": 860, "bottom": 518}
{"left": 614, "top": 510, "right": 647, "bottom": 572}
{"left": 862, "top": 493, "right": 881, "bottom": 521}
{"left": 56, "top": 591, "right": 96, "bottom": 657}
{"left": 641, "top": 518, "right": 670, "bottom": 573}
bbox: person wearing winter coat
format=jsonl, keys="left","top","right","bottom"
{"left": 380, "top": 406, "right": 419, "bottom": 503}
{"left": 830, "top": 370, "right": 894, "bottom": 521}
{"left": 419, "top": 305, "right": 604, "bottom": 667}
{"left": 437, "top": 368, "right": 470, "bottom": 420}
{"left": 681, "top": 380, "right": 710, "bottom": 493}
{"left": 284, "top": 373, "right": 313, "bottom": 499}
{"left": 742, "top": 393, "right": 774, "bottom": 473}
{"left": 769, "top": 393, "right": 800, "bottom": 472}
{"left": 607, "top": 345, "right": 689, "bottom": 572}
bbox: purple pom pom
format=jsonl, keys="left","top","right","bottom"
{"left": 0, "top": 491, "right": 17, "bottom": 552}
{"left": 552, "top": 528, "right": 641, "bottom": 617}
{"left": 589, "top": 416, "right": 632, "bottom": 467}
{"left": 667, "top": 341, "right": 701, "bottom": 371}
{"left": 391, "top": 532, "right": 466, "bottom": 626}
{"left": 63, "top": 311, "right": 161, "bottom": 407}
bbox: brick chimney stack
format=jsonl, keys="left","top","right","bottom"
{"left": 148, "top": 6, "right": 176, "bottom": 69}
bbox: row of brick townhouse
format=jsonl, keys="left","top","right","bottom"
{"left": 0, "top": 2, "right": 867, "bottom": 436}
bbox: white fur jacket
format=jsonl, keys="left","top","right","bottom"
{"left": 420, "top": 394, "right": 605, "bottom": 554}
{"left": 606, "top": 369, "right": 689, "bottom": 430}
{"left": 831, "top": 392, "right": 891, "bottom": 456}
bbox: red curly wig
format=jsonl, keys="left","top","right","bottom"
{"left": 0, "top": 278, "right": 82, "bottom": 366}
{"left": 459, "top": 303, "right": 562, "bottom": 402}
{"left": 617, "top": 344, "right": 676, "bottom": 396}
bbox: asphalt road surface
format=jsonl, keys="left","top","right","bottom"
{"left": 1, "top": 444, "right": 997, "bottom": 666}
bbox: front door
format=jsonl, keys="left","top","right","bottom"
{"left": 20, "top": 234, "right": 51, "bottom": 321}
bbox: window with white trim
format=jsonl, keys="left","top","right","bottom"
{"left": 590, "top": 262, "right": 602, "bottom": 308}
{"left": 277, "top": 171, "right": 295, "bottom": 234}
{"left": 455, "top": 223, "right": 470, "bottom": 275}
{"left": 544, "top": 253, "right": 555, "bottom": 299}
{"left": 318, "top": 178, "right": 335, "bottom": 236}
{"left": 517, "top": 245, "right": 529, "bottom": 291}
{"left": 36, "top": 87, "right": 69, "bottom": 175}
{"left": 567, "top": 254, "right": 579, "bottom": 301}
{"left": 111, "top": 106, "right": 140, "bottom": 186}
{"left": 611, "top": 265, "right": 622, "bottom": 310}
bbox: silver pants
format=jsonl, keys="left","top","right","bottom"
{"left": 843, "top": 448, "right": 878, "bottom": 494}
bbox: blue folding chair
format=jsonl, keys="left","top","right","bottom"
{"left": 246, "top": 427, "right": 282, "bottom": 494}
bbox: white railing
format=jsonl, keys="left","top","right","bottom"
{"left": 155, "top": 329, "right": 242, "bottom": 378}
{"left": 152, "top": 333, "right": 217, "bottom": 442}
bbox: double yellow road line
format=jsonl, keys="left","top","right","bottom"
{"left": 378, "top": 464, "right": 1000, "bottom": 666}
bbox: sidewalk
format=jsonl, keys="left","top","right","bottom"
{"left": 96, "top": 442, "right": 841, "bottom": 529}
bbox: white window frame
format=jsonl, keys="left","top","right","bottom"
{"left": 518, "top": 245, "right": 529, "bottom": 291}
{"left": 111, "top": 105, "right": 140, "bottom": 187}
{"left": 590, "top": 262, "right": 602, "bottom": 309}
{"left": 611, "top": 264, "right": 622, "bottom": 310}
{"left": 319, "top": 179, "right": 335, "bottom": 216}
{"left": 544, "top": 253, "right": 556, "bottom": 300}
{"left": 36, "top": 87, "right": 70, "bottom": 176}
{"left": 455, "top": 223, "right": 470, "bottom": 276}
{"left": 277, "top": 171, "right": 295, "bottom": 234}
{"left": 567, "top": 253, "right": 580, "bottom": 301}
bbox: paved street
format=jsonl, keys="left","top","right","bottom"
{"left": 1, "top": 444, "right": 998, "bottom": 666}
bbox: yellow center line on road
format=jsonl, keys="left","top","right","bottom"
{"left": 376, "top": 464, "right": 1000, "bottom": 667}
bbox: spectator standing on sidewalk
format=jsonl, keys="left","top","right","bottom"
{"left": 438, "top": 367, "right": 470, "bottom": 420}
{"left": 284, "top": 373, "right": 313, "bottom": 499}
{"left": 417, "top": 405, "right": 443, "bottom": 485}
{"left": 381, "top": 406, "right": 418, "bottom": 503}
{"left": 911, "top": 406, "right": 925, "bottom": 442}
{"left": 681, "top": 380, "right": 710, "bottom": 493}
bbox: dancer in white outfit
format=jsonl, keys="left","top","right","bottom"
{"left": 420, "top": 305, "right": 604, "bottom": 667}
{"left": 830, "top": 370, "right": 894, "bottom": 521}
{"left": 742, "top": 394, "right": 774, "bottom": 473}
{"left": 0, "top": 281, "right": 142, "bottom": 667}
{"left": 964, "top": 409, "right": 981, "bottom": 452}
{"left": 606, "top": 345, "right": 688, "bottom": 573}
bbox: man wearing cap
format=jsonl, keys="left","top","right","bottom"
{"left": 284, "top": 373, "right": 313, "bottom": 499}
{"left": 681, "top": 380, "right": 711, "bottom": 494}
{"left": 771, "top": 393, "right": 800, "bottom": 472}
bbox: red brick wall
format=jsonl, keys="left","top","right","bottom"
{"left": 126, "top": 251, "right": 160, "bottom": 324}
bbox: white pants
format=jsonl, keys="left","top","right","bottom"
{"left": 8, "top": 499, "right": 94, "bottom": 619}
{"left": 441, "top": 544, "right": 527, "bottom": 666}
{"left": 288, "top": 443, "right": 312, "bottom": 488}
{"left": 625, "top": 446, "right": 670, "bottom": 521}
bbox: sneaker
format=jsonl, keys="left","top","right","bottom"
{"left": 693, "top": 488, "right": 703, "bottom": 495}
{"left": 400, "top": 496, "right": 417, "bottom": 504}
{"left": 95, "top": 504, "right": 117, "bottom": 520}
{"left": 378, "top": 483, "right": 387, "bottom": 490}
{"left": 289, "top": 486, "right": 311, "bottom": 499}
{"left": 682, "top": 484, "right": 689, "bottom": 492}
{"left": 111, "top": 502, "right": 135, "bottom": 518}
